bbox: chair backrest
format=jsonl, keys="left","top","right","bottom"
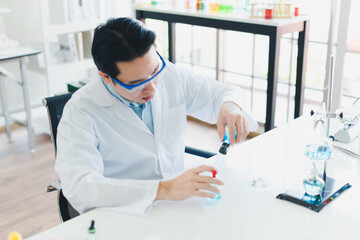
{"left": 43, "top": 92, "right": 80, "bottom": 222}
{"left": 57, "top": 188, "right": 79, "bottom": 222}
{"left": 42, "top": 92, "right": 74, "bottom": 155}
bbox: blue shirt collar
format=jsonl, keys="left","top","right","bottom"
{"left": 101, "top": 77, "right": 144, "bottom": 108}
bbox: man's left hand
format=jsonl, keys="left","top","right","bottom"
{"left": 217, "top": 101, "right": 249, "bottom": 146}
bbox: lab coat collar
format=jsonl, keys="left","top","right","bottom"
{"left": 87, "top": 77, "right": 117, "bottom": 107}
{"left": 114, "top": 101, "right": 154, "bottom": 136}
{"left": 87, "top": 76, "right": 162, "bottom": 137}
{"left": 112, "top": 82, "right": 164, "bottom": 138}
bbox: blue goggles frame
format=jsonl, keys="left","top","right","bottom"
{"left": 109, "top": 51, "right": 166, "bottom": 91}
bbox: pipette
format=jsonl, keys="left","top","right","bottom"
{"left": 217, "top": 125, "right": 236, "bottom": 161}
{"left": 219, "top": 125, "right": 235, "bottom": 154}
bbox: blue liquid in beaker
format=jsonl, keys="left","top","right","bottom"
{"left": 303, "top": 177, "right": 325, "bottom": 196}
{"left": 305, "top": 144, "right": 332, "bottom": 161}
{"left": 207, "top": 192, "right": 221, "bottom": 201}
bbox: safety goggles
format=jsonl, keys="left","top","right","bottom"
{"left": 109, "top": 51, "right": 166, "bottom": 93}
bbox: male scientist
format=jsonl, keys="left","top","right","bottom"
{"left": 55, "top": 17, "right": 258, "bottom": 215}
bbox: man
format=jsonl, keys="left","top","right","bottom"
{"left": 56, "top": 17, "right": 258, "bottom": 216}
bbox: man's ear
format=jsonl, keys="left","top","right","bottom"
{"left": 99, "top": 70, "right": 112, "bottom": 84}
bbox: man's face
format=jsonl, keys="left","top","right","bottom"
{"left": 100, "top": 47, "right": 162, "bottom": 104}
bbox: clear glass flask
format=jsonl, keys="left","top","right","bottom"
{"left": 207, "top": 153, "right": 225, "bottom": 201}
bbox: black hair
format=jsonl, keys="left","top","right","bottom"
{"left": 91, "top": 17, "right": 156, "bottom": 78}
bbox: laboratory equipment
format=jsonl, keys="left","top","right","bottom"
{"left": 277, "top": 178, "right": 351, "bottom": 212}
{"left": 243, "top": 136, "right": 273, "bottom": 196}
{"left": 276, "top": 109, "right": 352, "bottom": 211}
{"left": 206, "top": 163, "right": 223, "bottom": 201}
{"left": 303, "top": 109, "right": 332, "bottom": 195}
{"left": 265, "top": 8, "right": 272, "bottom": 19}
{"left": 243, "top": 176, "right": 273, "bottom": 195}
{"left": 250, "top": 1, "right": 292, "bottom": 18}
{"left": 219, "top": 0, "right": 234, "bottom": 13}
{"left": 88, "top": 220, "right": 96, "bottom": 234}
{"left": 333, "top": 98, "right": 360, "bottom": 143}
{"left": 205, "top": 126, "right": 235, "bottom": 201}
{"left": 186, "top": 0, "right": 191, "bottom": 9}
{"left": 276, "top": 55, "right": 352, "bottom": 212}
{"left": 209, "top": 0, "right": 220, "bottom": 12}
{"left": 196, "top": 0, "right": 205, "bottom": 10}
{"left": 294, "top": 7, "right": 299, "bottom": 16}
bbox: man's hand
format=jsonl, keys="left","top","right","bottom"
{"left": 217, "top": 101, "right": 249, "bottom": 145}
{"left": 155, "top": 165, "right": 224, "bottom": 201}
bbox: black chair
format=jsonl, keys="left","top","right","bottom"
{"left": 43, "top": 92, "right": 80, "bottom": 222}
{"left": 43, "top": 92, "right": 216, "bottom": 222}
{"left": 43, "top": 92, "right": 73, "bottom": 155}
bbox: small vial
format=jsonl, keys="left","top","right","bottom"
{"left": 88, "top": 220, "right": 96, "bottom": 234}
{"left": 196, "top": 0, "right": 203, "bottom": 10}
{"left": 186, "top": 0, "right": 191, "bottom": 9}
{"left": 210, "top": 1, "right": 219, "bottom": 12}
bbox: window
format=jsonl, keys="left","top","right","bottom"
{"left": 144, "top": 0, "right": 357, "bottom": 129}
{"left": 341, "top": 0, "right": 360, "bottom": 105}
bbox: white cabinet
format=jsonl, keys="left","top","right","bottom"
{"left": 20, "top": 0, "right": 111, "bottom": 96}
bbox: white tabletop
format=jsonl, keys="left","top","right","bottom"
{"left": 135, "top": 4, "right": 309, "bottom": 27}
{"left": 0, "top": 46, "right": 40, "bottom": 61}
{"left": 27, "top": 117, "right": 360, "bottom": 240}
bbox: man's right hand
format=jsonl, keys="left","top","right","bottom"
{"left": 155, "top": 165, "right": 224, "bottom": 201}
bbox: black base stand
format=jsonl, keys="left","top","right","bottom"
{"left": 276, "top": 176, "right": 351, "bottom": 212}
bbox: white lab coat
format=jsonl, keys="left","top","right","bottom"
{"left": 55, "top": 61, "right": 258, "bottom": 216}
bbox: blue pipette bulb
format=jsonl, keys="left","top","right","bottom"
{"left": 219, "top": 126, "right": 237, "bottom": 154}
{"left": 222, "top": 126, "right": 237, "bottom": 144}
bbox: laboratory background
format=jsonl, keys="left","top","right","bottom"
{"left": 1, "top": 0, "right": 360, "bottom": 239}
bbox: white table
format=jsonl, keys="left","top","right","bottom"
{"left": 0, "top": 46, "right": 41, "bottom": 151}
{"left": 27, "top": 117, "right": 360, "bottom": 240}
